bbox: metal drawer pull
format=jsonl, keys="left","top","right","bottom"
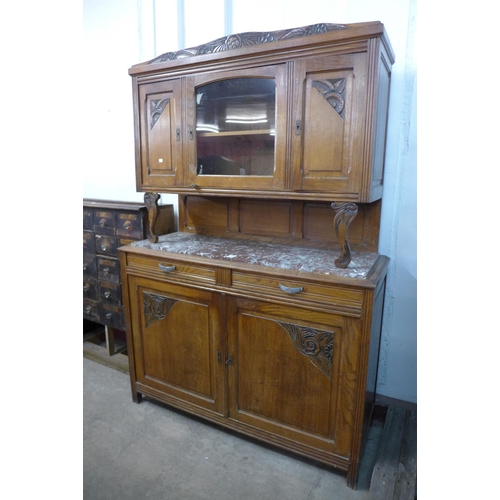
{"left": 279, "top": 283, "right": 304, "bottom": 294}
{"left": 159, "top": 263, "right": 176, "bottom": 272}
{"left": 104, "top": 292, "right": 111, "bottom": 299}
{"left": 83, "top": 284, "right": 90, "bottom": 292}
{"left": 123, "top": 221, "right": 132, "bottom": 231}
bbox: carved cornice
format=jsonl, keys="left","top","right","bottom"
{"left": 148, "top": 23, "right": 347, "bottom": 64}
{"left": 144, "top": 292, "right": 177, "bottom": 328}
{"left": 277, "top": 321, "right": 334, "bottom": 378}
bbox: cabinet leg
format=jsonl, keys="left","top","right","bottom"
{"left": 331, "top": 202, "right": 358, "bottom": 268}
{"left": 144, "top": 192, "right": 161, "bottom": 243}
{"left": 132, "top": 391, "right": 142, "bottom": 404}
{"left": 104, "top": 326, "right": 115, "bottom": 356}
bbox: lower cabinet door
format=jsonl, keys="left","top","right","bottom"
{"left": 127, "top": 275, "right": 224, "bottom": 416}
{"left": 226, "top": 296, "right": 347, "bottom": 459}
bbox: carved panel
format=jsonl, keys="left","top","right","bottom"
{"left": 276, "top": 321, "right": 334, "bottom": 378}
{"left": 149, "top": 23, "right": 347, "bottom": 63}
{"left": 150, "top": 98, "right": 170, "bottom": 129}
{"left": 312, "top": 79, "right": 346, "bottom": 117}
{"left": 143, "top": 292, "right": 177, "bottom": 328}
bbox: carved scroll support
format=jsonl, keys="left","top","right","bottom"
{"left": 331, "top": 202, "right": 358, "bottom": 269}
{"left": 144, "top": 192, "right": 160, "bottom": 243}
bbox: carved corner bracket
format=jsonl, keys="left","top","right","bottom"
{"left": 144, "top": 192, "right": 161, "bottom": 243}
{"left": 331, "top": 202, "right": 358, "bottom": 268}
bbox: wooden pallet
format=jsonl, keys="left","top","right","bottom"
{"left": 368, "top": 405, "right": 417, "bottom": 500}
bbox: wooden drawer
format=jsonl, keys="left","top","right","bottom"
{"left": 116, "top": 212, "right": 145, "bottom": 239}
{"left": 83, "top": 276, "right": 99, "bottom": 300}
{"left": 95, "top": 234, "right": 118, "bottom": 256}
{"left": 124, "top": 254, "right": 217, "bottom": 286}
{"left": 93, "top": 208, "right": 116, "bottom": 235}
{"left": 99, "top": 281, "right": 122, "bottom": 306}
{"left": 231, "top": 271, "right": 364, "bottom": 317}
{"left": 99, "top": 303, "right": 125, "bottom": 329}
{"left": 83, "top": 298, "right": 100, "bottom": 322}
{"left": 83, "top": 207, "right": 93, "bottom": 230}
{"left": 97, "top": 256, "right": 120, "bottom": 283}
{"left": 83, "top": 231, "right": 95, "bottom": 254}
{"left": 83, "top": 253, "right": 97, "bottom": 277}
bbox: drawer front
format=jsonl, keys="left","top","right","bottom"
{"left": 83, "top": 298, "right": 100, "bottom": 322}
{"left": 116, "top": 211, "right": 145, "bottom": 239}
{"left": 99, "top": 303, "right": 125, "bottom": 329}
{"left": 97, "top": 256, "right": 120, "bottom": 283}
{"left": 83, "top": 231, "right": 95, "bottom": 254}
{"left": 99, "top": 280, "right": 122, "bottom": 306}
{"left": 125, "top": 254, "right": 217, "bottom": 286}
{"left": 83, "top": 253, "right": 97, "bottom": 277}
{"left": 83, "top": 276, "right": 99, "bottom": 300}
{"left": 93, "top": 209, "right": 116, "bottom": 235}
{"left": 83, "top": 208, "right": 93, "bottom": 230}
{"left": 231, "top": 271, "right": 364, "bottom": 316}
{"left": 95, "top": 234, "right": 118, "bottom": 257}
{"left": 118, "top": 236, "right": 140, "bottom": 248}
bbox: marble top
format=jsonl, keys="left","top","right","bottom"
{"left": 131, "top": 232, "right": 380, "bottom": 279}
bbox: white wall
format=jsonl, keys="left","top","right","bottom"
{"left": 83, "top": 0, "right": 417, "bottom": 404}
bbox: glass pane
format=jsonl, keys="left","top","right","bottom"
{"left": 196, "top": 78, "right": 275, "bottom": 176}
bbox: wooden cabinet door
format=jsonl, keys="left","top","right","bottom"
{"left": 136, "top": 79, "right": 184, "bottom": 189}
{"left": 127, "top": 275, "right": 224, "bottom": 415}
{"left": 291, "top": 53, "right": 371, "bottom": 200}
{"left": 226, "top": 296, "right": 346, "bottom": 457}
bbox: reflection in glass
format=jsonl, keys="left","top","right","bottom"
{"left": 196, "top": 78, "right": 276, "bottom": 176}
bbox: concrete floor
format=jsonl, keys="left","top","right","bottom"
{"left": 83, "top": 357, "right": 382, "bottom": 500}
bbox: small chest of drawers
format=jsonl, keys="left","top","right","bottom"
{"left": 83, "top": 199, "right": 174, "bottom": 331}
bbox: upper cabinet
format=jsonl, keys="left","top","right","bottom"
{"left": 129, "top": 22, "right": 395, "bottom": 203}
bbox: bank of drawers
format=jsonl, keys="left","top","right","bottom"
{"left": 83, "top": 199, "right": 174, "bottom": 329}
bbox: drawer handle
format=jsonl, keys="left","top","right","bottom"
{"left": 99, "top": 218, "right": 107, "bottom": 227}
{"left": 101, "top": 245, "right": 107, "bottom": 252}
{"left": 279, "top": 283, "right": 304, "bottom": 294}
{"left": 83, "top": 284, "right": 90, "bottom": 293}
{"left": 159, "top": 263, "right": 176, "bottom": 273}
{"left": 103, "top": 267, "right": 109, "bottom": 275}
{"left": 123, "top": 221, "right": 132, "bottom": 231}
{"left": 105, "top": 313, "right": 112, "bottom": 320}
{"left": 104, "top": 291, "right": 111, "bottom": 299}
{"left": 85, "top": 305, "right": 92, "bottom": 313}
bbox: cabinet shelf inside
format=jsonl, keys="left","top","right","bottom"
{"left": 197, "top": 129, "right": 274, "bottom": 138}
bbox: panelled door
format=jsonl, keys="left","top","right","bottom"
{"left": 127, "top": 275, "right": 225, "bottom": 416}
{"left": 226, "top": 296, "right": 346, "bottom": 456}
{"left": 137, "top": 79, "right": 184, "bottom": 189}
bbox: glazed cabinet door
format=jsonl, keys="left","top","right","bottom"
{"left": 185, "top": 64, "right": 288, "bottom": 192}
{"left": 226, "top": 296, "right": 350, "bottom": 462}
{"left": 136, "top": 79, "right": 184, "bottom": 189}
{"left": 291, "top": 53, "right": 372, "bottom": 200}
{"left": 127, "top": 275, "right": 225, "bottom": 415}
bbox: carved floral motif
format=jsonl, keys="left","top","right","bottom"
{"left": 148, "top": 23, "right": 347, "bottom": 64}
{"left": 150, "top": 98, "right": 170, "bottom": 129}
{"left": 276, "top": 321, "right": 334, "bottom": 378}
{"left": 143, "top": 292, "right": 177, "bottom": 328}
{"left": 312, "top": 79, "right": 346, "bottom": 116}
